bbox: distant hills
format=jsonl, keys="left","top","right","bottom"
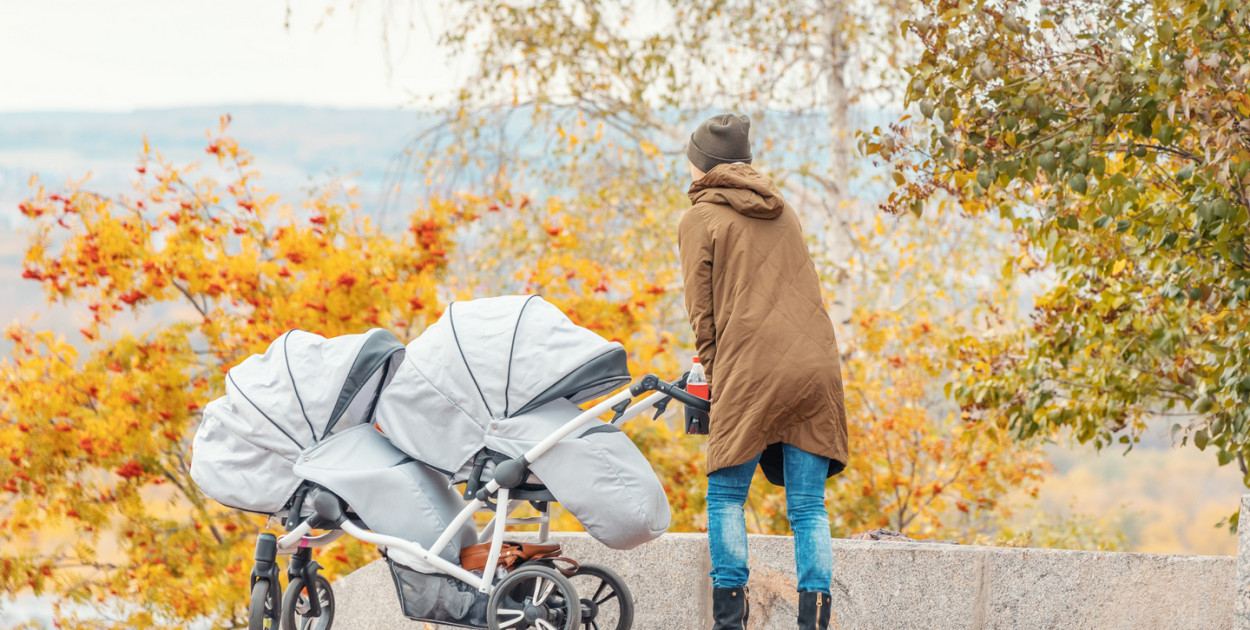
{"left": 0, "top": 105, "right": 442, "bottom": 229}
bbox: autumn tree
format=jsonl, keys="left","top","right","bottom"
{"left": 872, "top": 0, "right": 1250, "bottom": 494}
{"left": 0, "top": 121, "right": 482, "bottom": 628}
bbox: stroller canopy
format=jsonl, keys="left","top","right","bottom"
{"left": 191, "top": 328, "right": 405, "bottom": 514}
{"left": 375, "top": 295, "right": 630, "bottom": 477}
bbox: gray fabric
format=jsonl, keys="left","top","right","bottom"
{"left": 512, "top": 346, "right": 630, "bottom": 416}
{"left": 484, "top": 400, "right": 671, "bottom": 550}
{"left": 375, "top": 295, "right": 627, "bottom": 476}
{"left": 222, "top": 328, "right": 405, "bottom": 448}
{"left": 327, "top": 331, "right": 407, "bottom": 434}
{"left": 293, "top": 424, "right": 475, "bottom": 565}
{"left": 190, "top": 397, "right": 303, "bottom": 514}
{"left": 190, "top": 328, "right": 405, "bottom": 514}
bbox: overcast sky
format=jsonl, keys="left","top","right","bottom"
{"left": 0, "top": 0, "right": 459, "bottom": 111}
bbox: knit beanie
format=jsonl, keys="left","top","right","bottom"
{"left": 687, "top": 113, "right": 752, "bottom": 174}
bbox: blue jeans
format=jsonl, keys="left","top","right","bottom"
{"left": 706, "top": 444, "right": 832, "bottom": 594}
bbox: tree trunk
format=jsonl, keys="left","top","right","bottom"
{"left": 823, "top": 0, "right": 855, "bottom": 325}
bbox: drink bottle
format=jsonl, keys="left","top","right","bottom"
{"left": 685, "top": 356, "right": 710, "bottom": 434}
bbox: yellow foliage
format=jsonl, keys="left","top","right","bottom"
{"left": 1, "top": 125, "right": 476, "bottom": 628}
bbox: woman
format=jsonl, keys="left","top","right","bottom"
{"left": 678, "top": 113, "right": 849, "bottom": 630}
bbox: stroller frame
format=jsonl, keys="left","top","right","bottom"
{"left": 260, "top": 373, "right": 706, "bottom": 628}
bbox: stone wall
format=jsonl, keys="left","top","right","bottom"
{"left": 1236, "top": 495, "right": 1250, "bottom": 630}
{"left": 331, "top": 531, "right": 1235, "bottom": 629}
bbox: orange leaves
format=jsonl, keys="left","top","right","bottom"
{"left": 114, "top": 461, "right": 144, "bottom": 480}
{"left": 117, "top": 290, "right": 146, "bottom": 306}
{"left": 335, "top": 273, "right": 358, "bottom": 290}
{"left": 0, "top": 125, "right": 496, "bottom": 626}
{"left": 409, "top": 217, "right": 443, "bottom": 247}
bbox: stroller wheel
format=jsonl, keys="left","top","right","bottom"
{"left": 487, "top": 565, "right": 583, "bottom": 630}
{"left": 248, "top": 579, "right": 281, "bottom": 630}
{"left": 568, "top": 564, "right": 634, "bottom": 630}
{"left": 281, "top": 574, "right": 335, "bottom": 630}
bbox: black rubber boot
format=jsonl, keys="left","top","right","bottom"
{"left": 797, "top": 591, "right": 830, "bottom": 630}
{"left": 711, "top": 586, "right": 749, "bottom": 629}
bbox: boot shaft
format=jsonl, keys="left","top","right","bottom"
{"left": 711, "top": 586, "right": 749, "bottom": 630}
{"left": 797, "top": 591, "right": 830, "bottom": 630}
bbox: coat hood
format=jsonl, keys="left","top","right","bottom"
{"left": 688, "top": 163, "right": 785, "bottom": 219}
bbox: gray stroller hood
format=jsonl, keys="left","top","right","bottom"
{"left": 374, "top": 294, "right": 631, "bottom": 476}
{"left": 375, "top": 295, "right": 670, "bottom": 549}
{"left": 191, "top": 328, "right": 406, "bottom": 514}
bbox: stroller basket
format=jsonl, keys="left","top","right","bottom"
{"left": 388, "top": 557, "right": 489, "bottom": 628}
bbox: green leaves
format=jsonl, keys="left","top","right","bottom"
{"left": 1158, "top": 21, "right": 1174, "bottom": 45}
{"left": 1194, "top": 396, "right": 1216, "bottom": 414}
{"left": 1068, "top": 173, "right": 1088, "bottom": 195}
{"left": 873, "top": 0, "right": 1250, "bottom": 493}
{"left": 1039, "top": 152, "right": 1057, "bottom": 173}
{"left": 1195, "top": 428, "right": 1209, "bottom": 450}
{"left": 978, "top": 169, "right": 994, "bottom": 189}
{"left": 920, "top": 98, "right": 936, "bottom": 118}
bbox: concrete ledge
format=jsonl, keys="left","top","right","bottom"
{"left": 331, "top": 532, "right": 1233, "bottom": 629}
{"left": 1237, "top": 495, "right": 1250, "bottom": 630}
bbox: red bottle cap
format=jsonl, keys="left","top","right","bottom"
{"left": 692, "top": 356, "right": 700, "bottom": 363}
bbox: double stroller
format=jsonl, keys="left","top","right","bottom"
{"left": 190, "top": 295, "right": 709, "bottom": 630}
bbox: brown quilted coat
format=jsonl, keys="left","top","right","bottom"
{"left": 678, "top": 163, "right": 848, "bottom": 484}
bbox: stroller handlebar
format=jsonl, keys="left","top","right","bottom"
{"left": 493, "top": 373, "right": 710, "bottom": 492}
{"left": 630, "top": 374, "right": 711, "bottom": 412}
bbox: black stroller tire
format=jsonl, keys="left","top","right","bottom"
{"left": 248, "top": 579, "right": 281, "bottom": 630}
{"left": 487, "top": 565, "right": 582, "bottom": 630}
{"left": 568, "top": 564, "right": 634, "bottom": 630}
{"left": 281, "top": 574, "right": 335, "bottom": 630}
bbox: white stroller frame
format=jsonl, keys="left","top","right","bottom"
{"left": 274, "top": 379, "right": 686, "bottom": 595}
